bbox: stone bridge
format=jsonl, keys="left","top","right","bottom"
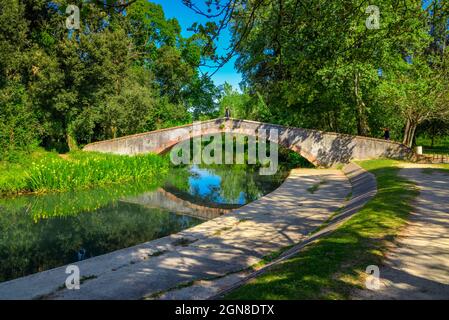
{"left": 83, "top": 118, "right": 412, "bottom": 167}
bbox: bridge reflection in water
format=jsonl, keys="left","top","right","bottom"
{"left": 121, "top": 187, "right": 239, "bottom": 221}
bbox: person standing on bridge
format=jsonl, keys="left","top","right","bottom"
{"left": 384, "top": 127, "right": 390, "bottom": 141}
{"left": 225, "top": 107, "right": 231, "bottom": 119}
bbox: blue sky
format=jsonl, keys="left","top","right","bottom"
{"left": 150, "top": 0, "right": 242, "bottom": 89}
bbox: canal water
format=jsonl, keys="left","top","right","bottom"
{"left": 0, "top": 136, "right": 312, "bottom": 282}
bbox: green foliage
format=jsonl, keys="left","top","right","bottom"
{"left": 0, "top": 0, "right": 217, "bottom": 157}
{"left": 416, "top": 134, "right": 449, "bottom": 155}
{"left": 278, "top": 147, "right": 314, "bottom": 169}
{"left": 218, "top": 82, "right": 273, "bottom": 122}
{"left": 378, "top": 54, "right": 449, "bottom": 147}
{"left": 417, "top": 118, "right": 449, "bottom": 149}
{"left": 0, "top": 162, "right": 28, "bottom": 196}
{"left": 223, "top": 0, "right": 448, "bottom": 143}
{"left": 188, "top": 75, "right": 221, "bottom": 120}
{"left": 0, "top": 82, "right": 40, "bottom": 160}
{"left": 98, "top": 67, "right": 156, "bottom": 139}
{"left": 218, "top": 83, "right": 251, "bottom": 119}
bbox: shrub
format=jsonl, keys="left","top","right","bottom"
{"left": 0, "top": 83, "right": 41, "bottom": 161}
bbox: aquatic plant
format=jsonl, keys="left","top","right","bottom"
{"left": 26, "top": 152, "right": 169, "bottom": 193}
{"left": 0, "top": 150, "right": 169, "bottom": 196}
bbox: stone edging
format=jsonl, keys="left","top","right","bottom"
{"left": 414, "top": 153, "right": 449, "bottom": 164}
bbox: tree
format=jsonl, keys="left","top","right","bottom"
{"left": 0, "top": 0, "right": 217, "bottom": 155}
{"left": 377, "top": 0, "right": 449, "bottom": 147}
{"left": 219, "top": 83, "right": 272, "bottom": 121}
{"left": 234, "top": 1, "right": 429, "bottom": 135}
{"left": 99, "top": 67, "right": 156, "bottom": 139}
{"left": 417, "top": 119, "right": 449, "bottom": 147}
{"left": 379, "top": 55, "right": 449, "bottom": 147}
{"left": 185, "top": 0, "right": 448, "bottom": 145}
{"left": 0, "top": 0, "right": 41, "bottom": 159}
{"left": 187, "top": 74, "right": 221, "bottom": 120}
{"left": 0, "top": 83, "right": 40, "bottom": 159}
{"left": 219, "top": 82, "right": 249, "bottom": 119}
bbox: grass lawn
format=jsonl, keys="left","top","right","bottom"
{"left": 225, "top": 160, "right": 418, "bottom": 300}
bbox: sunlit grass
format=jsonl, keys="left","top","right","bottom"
{"left": 225, "top": 160, "right": 418, "bottom": 300}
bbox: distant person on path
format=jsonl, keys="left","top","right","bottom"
{"left": 384, "top": 127, "right": 390, "bottom": 141}
{"left": 225, "top": 107, "right": 231, "bottom": 119}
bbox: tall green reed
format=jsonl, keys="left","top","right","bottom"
{"left": 26, "top": 152, "right": 169, "bottom": 193}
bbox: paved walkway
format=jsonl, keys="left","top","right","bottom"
{"left": 159, "top": 163, "right": 377, "bottom": 300}
{"left": 356, "top": 164, "right": 449, "bottom": 299}
{"left": 0, "top": 169, "right": 350, "bottom": 300}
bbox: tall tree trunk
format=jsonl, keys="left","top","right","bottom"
{"left": 65, "top": 124, "right": 78, "bottom": 151}
{"left": 431, "top": 124, "right": 436, "bottom": 147}
{"left": 67, "top": 131, "right": 78, "bottom": 151}
{"left": 402, "top": 118, "right": 417, "bottom": 148}
{"left": 354, "top": 71, "right": 370, "bottom": 136}
{"left": 111, "top": 126, "right": 117, "bottom": 139}
{"left": 9, "top": 128, "right": 14, "bottom": 146}
{"left": 275, "top": 0, "right": 284, "bottom": 78}
{"left": 411, "top": 126, "right": 417, "bottom": 147}
{"left": 403, "top": 119, "right": 411, "bottom": 146}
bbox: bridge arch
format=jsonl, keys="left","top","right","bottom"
{"left": 157, "top": 126, "right": 319, "bottom": 167}
{"left": 84, "top": 118, "right": 412, "bottom": 167}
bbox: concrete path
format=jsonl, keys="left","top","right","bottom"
{"left": 158, "top": 163, "right": 377, "bottom": 300}
{"left": 356, "top": 164, "right": 449, "bottom": 299}
{"left": 0, "top": 169, "right": 350, "bottom": 300}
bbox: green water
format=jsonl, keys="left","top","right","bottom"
{"left": 0, "top": 138, "right": 307, "bottom": 282}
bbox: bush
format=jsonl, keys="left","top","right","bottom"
{"left": 0, "top": 83, "right": 41, "bottom": 161}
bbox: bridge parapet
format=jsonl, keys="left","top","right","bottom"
{"left": 83, "top": 118, "right": 412, "bottom": 167}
